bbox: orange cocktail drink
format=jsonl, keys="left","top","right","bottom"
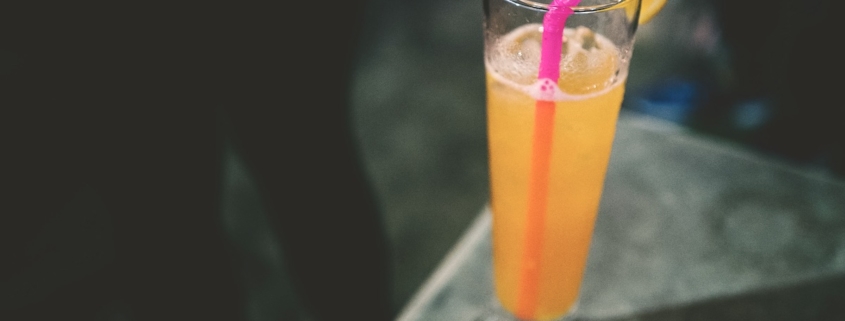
{"left": 483, "top": 0, "right": 648, "bottom": 319}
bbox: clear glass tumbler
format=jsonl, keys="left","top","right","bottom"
{"left": 483, "top": 0, "right": 641, "bottom": 320}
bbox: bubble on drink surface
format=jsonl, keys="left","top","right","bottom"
{"left": 488, "top": 24, "right": 545, "bottom": 86}
{"left": 487, "top": 24, "right": 623, "bottom": 99}
{"left": 558, "top": 26, "right": 620, "bottom": 95}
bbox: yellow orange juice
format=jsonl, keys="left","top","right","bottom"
{"left": 486, "top": 24, "right": 626, "bottom": 320}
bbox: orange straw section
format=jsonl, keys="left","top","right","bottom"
{"left": 515, "top": 99, "right": 556, "bottom": 319}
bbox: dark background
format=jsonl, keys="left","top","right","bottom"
{"left": 2, "top": 0, "right": 843, "bottom": 320}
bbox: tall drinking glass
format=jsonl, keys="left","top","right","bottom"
{"left": 483, "top": 0, "right": 642, "bottom": 320}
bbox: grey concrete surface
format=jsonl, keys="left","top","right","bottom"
{"left": 395, "top": 114, "right": 845, "bottom": 321}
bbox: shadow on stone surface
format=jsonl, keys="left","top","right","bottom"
{"left": 594, "top": 272, "right": 845, "bottom": 321}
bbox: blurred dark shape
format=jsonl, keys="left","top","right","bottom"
{"left": 688, "top": 0, "right": 845, "bottom": 177}
{"left": 629, "top": 77, "right": 705, "bottom": 124}
{"left": 1, "top": 2, "right": 392, "bottom": 321}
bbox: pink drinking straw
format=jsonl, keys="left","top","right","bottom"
{"left": 516, "top": 0, "right": 580, "bottom": 319}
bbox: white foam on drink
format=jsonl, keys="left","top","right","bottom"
{"left": 485, "top": 23, "right": 628, "bottom": 101}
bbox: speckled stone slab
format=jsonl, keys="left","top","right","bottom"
{"left": 397, "top": 112, "right": 845, "bottom": 321}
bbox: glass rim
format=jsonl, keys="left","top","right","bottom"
{"left": 507, "top": 0, "right": 633, "bottom": 13}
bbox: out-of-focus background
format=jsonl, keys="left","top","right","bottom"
{"left": 4, "top": 0, "right": 843, "bottom": 320}
{"left": 346, "top": 0, "right": 844, "bottom": 316}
